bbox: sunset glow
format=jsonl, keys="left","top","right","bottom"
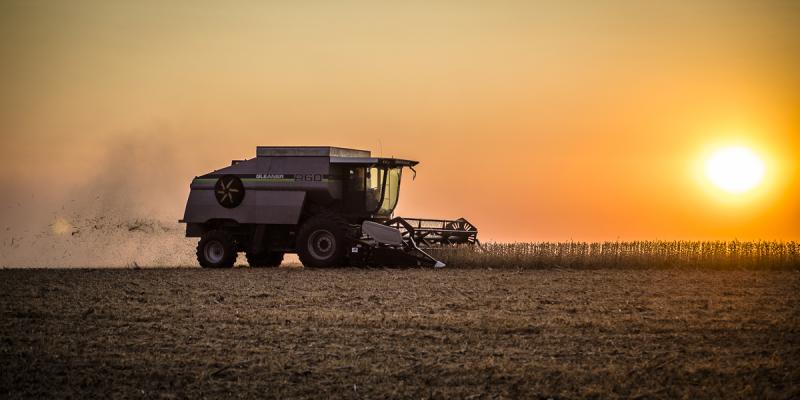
{"left": 706, "top": 147, "right": 766, "bottom": 193}
{"left": 0, "top": 1, "right": 798, "bottom": 242}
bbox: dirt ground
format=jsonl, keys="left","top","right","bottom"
{"left": 1, "top": 268, "right": 798, "bottom": 399}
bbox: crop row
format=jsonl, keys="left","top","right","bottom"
{"left": 429, "top": 241, "right": 800, "bottom": 270}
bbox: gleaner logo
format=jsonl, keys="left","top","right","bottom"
{"left": 214, "top": 175, "right": 245, "bottom": 208}
{"left": 256, "top": 174, "right": 284, "bottom": 179}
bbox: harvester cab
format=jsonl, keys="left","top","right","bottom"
{"left": 180, "top": 146, "right": 478, "bottom": 268}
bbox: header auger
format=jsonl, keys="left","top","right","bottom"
{"left": 180, "top": 146, "right": 479, "bottom": 268}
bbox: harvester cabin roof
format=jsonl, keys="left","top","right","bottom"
{"left": 256, "top": 146, "right": 370, "bottom": 158}
{"left": 256, "top": 146, "right": 417, "bottom": 166}
{"left": 330, "top": 157, "right": 418, "bottom": 167}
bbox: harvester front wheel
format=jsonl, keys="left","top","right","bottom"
{"left": 246, "top": 251, "right": 284, "bottom": 268}
{"left": 197, "top": 230, "right": 237, "bottom": 268}
{"left": 296, "top": 213, "right": 349, "bottom": 268}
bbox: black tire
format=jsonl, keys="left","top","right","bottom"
{"left": 296, "top": 213, "right": 350, "bottom": 268}
{"left": 246, "top": 251, "right": 284, "bottom": 268}
{"left": 197, "top": 230, "right": 237, "bottom": 268}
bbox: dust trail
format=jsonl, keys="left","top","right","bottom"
{"left": 1, "top": 215, "right": 195, "bottom": 267}
{"left": 0, "top": 132, "right": 202, "bottom": 267}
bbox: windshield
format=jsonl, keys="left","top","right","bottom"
{"left": 365, "top": 167, "right": 402, "bottom": 216}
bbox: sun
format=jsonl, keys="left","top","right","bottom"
{"left": 705, "top": 146, "right": 765, "bottom": 193}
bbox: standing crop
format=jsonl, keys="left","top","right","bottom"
{"left": 430, "top": 241, "right": 800, "bottom": 270}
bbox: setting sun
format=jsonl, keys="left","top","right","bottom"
{"left": 705, "top": 146, "right": 766, "bottom": 193}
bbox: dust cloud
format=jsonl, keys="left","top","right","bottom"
{"left": 0, "top": 132, "right": 208, "bottom": 267}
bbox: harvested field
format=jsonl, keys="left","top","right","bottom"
{"left": 1, "top": 267, "right": 799, "bottom": 399}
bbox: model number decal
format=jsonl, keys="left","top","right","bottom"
{"left": 294, "top": 174, "right": 323, "bottom": 182}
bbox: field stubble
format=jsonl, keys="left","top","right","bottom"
{"left": 1, "top": 267, "right": 798, "bottom": 399}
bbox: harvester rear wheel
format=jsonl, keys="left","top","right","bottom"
{"left": 197, "top": 230, "right": 237, "bottom": 268}
{"left": 296, "top": 213, "right": 349, "bottom": 268}
{"left": 246, "top": 251, "right": 284, "bottom": 268}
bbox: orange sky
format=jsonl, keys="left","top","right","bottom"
{"left": 1, "top": 1, "right": 798, "bottom": 242}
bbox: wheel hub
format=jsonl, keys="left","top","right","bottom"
{"left": 204, "top": 240, "right": 225, "bottom": 264}
{"left": 308, "top": 230, "right": 336, "bottom": 260}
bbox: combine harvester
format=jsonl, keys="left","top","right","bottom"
{"left": 180, "top": 146, "right": 479, "bottom": 268}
